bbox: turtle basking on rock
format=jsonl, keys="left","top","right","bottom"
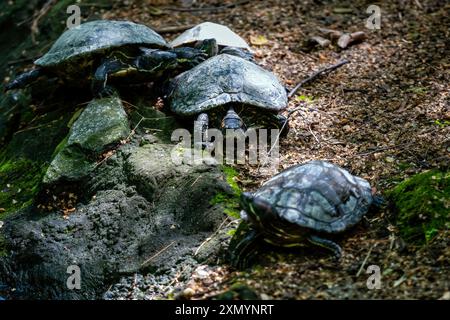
{"left": 170, "top": 22, "right": 254, "bottom": 62}
{"left": 167, "top": 54, "right": 288, "bottom": 140}
{"left": 5, "top": 20, "right": 212, "bottom": 97}
{"left": 229, "top": 160, "right": 382, "bottom": 269}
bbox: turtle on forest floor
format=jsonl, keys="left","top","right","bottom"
{"left": 170, "top": 22, "right": 254, "bottom": 62}
{"left": 229, "top": 160, "right": 383, "bottom": 269}
{"left": 5, "top": 20, "right": 212, "bottom": 97}
{"left": 167, "top": 54, "right": 288, "bottom": 144}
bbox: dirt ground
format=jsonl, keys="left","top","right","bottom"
{"left": 105, "top": 0, "right": 450, "bottom": 299}
{"left": 6, "top": 0, "right": 448, "bottom": 299}
{"left": 101, "top": 0, "right": 450, "bottom": 299}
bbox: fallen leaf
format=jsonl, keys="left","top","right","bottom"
{"left": 250, "top": 35, "right": 269, "bottom": 46}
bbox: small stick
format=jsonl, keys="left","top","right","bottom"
{"left": 309, "top": 36, "right": 331, "bottom": 48}
{"left": 141, "top": 241, "right": 176, "bottom": 267}
{"left": 317, "top": 27, "right": 344, "bottom": 40}
{"left": 153, "top": 24, "right": 196, "bottom": 34}
{"left": 164, "top": 0, "right": 250, "bottom": 12}
{"left": 356, "top": 244, "right": 375, "bottom": 277}
{"left": 190, "top": 175, "right": 202, "bottom": 187}
{"left": 355, "top": 143, "right": 411, "bottom": 157}
{"left": 31, "top": 0, "right": 57, "bottom": 44}
{"left": 194, "top": 217, "right": 231, "bottom": 256}
{"left": 337, "top": 32, "right": 366, "bottom": 49}
{"left": 258, "top": 106, "right": 304, "bottom": 170}
{"left": 288, "top": 59, "right": 350, "bottom": 98}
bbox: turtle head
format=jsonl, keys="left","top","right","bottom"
{"left": 195, "top": 38, "right": 219, "bottom": 58}
{"left": 135, "top": 48, "right": 178, "bottom": 72}
{"left": 240, "top": 192, "right": 277, "bottom": 225}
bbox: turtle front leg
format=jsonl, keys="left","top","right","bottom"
{"left": 92, "top": 58, "right": 129, "bottom": 97}
{"left": 307, "top": 234, "right": 342, "bottom": 259}
{"left": 229, "top": 222, "right": 263, "bottom": 269}
{"left": 4, "top": 68, "right": 43, "bottom": 91}
{"left": 194, "top": 113, "right": 211, "bottom": 150}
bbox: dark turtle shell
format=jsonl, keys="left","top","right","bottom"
{"left": 242, "top": 160, "right": 374, "bottom": 236}
{"left": 168, "top": 54, "right": 287, "bottom": 116}
{"left": 35, "top": 20, "right": 169, "bottom": 67}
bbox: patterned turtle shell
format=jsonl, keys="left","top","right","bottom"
{"left": 35, "top": 20, "right": 169, "bottom": 67}
{"left": 168, "top": 54, "right": 287, "bottom": 116}
{"left": 243, "top": 160, "right": 374, "bottom": 236}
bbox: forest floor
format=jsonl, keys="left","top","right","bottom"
{"left": 101, "top": 0, "right": 450, "bottom": 300}
{"left": 3, "top": 0, "right": 449, "bottom": 299}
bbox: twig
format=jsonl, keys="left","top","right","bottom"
{"left": 317, "top": 27, "right": 344, "bottom": 40}
{"left": 292, "top": 109, "right": 321, "bottom": 145}
{"left": 288, "top": 60, "right": 350, "bottom": 98}
{"left": 31, "top": 0, "right": 57, "bottom": 44}
{"left": 194, "top": 217, "right": 231, "bottom": 256}
{"left": 356, "top": 244, "right": 375, "bottom": 277}
{"left": 355, "top": 143, "right": 411, "bottom": 157}
{"left": 153, "top": 24, "right": 196, "bottom": 34}
{"left": 337, "top": 32, "right": 366, "bottom": 49}
{"left": 258, "top": 106, "right": 304, "bottom": 170}
{"left": 190, "top": 175, "right": 202, "bottom": 187}
{"left": 141, "top": 241, "right": 176, "bottom": 267}
{"left": 163, "top": 0, "right": 250, "bottom": 12}
{"left": 125, "top": 116, "right": 144, "bottom": 141}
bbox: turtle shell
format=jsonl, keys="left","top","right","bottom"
{"left": 168, "top": 54, "right": 287, "bottom": 116}
{"left": 250, "top": 160, "right": 374, "bottom": 234}
{"left": 169, "top": 22, "right": 251, "bottom": 51}
{"left": 35, "top": 20, "right": 169, "bottom": 67}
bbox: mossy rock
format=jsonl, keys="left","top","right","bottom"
{"left": 210, "top": 166, "right": 241, "bottom": 219}
{"left": 0, "top": 158, "right": 47, "bottom": 218}
{"left": 388, "top": 170, "right": 449, "bottom": 243}
{"left": 43, "top": 95, "right": 130, "bottom": 184}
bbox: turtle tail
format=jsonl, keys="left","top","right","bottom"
{"left": 4, "top": 68, "right": 43, "bottom": 91}
{"left": 307, "top": 234, "right": 342, "bottom": 260}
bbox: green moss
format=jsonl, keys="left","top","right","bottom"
{"left": 210, "top": 166, "right": 242, "bottom": 219}
{"left": 388, "top": 170, "right": 449, "bottom": 244}
{"left": 0, "top": 158, "right": 47, "bottom": 218}
{"left": 210, "top": 192, "right": 241, "bottom": 219}
{"left": 221, "top": 165, "right": 241, "bottom": 196}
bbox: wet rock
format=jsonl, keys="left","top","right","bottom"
{"left": 43, "top": 95, "right": 130, "bottom": 184}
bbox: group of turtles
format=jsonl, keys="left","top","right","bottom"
{"left": 5, "top": 20, "right": 381, "bottom": 269}
{"left": 5, "top": 20, "right": 288, "bottom": 138}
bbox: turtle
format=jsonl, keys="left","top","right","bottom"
{"left": 5, "top": 20, "right": 212, "bottom": 97}
{"left": 169, "top": 22, "right": 254, "bottom": 62}
{"left": 166, "top": 54, "right": 288, "bottom": 142}
{"left": 229, "top": 160, "right": 382, "bottom": 269}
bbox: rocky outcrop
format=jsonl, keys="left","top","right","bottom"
{"left": 43, "top": 95, "right": 130, "bottom": 184}
{"left": 0, "top": 139, "right": 233, "bottom": 299}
